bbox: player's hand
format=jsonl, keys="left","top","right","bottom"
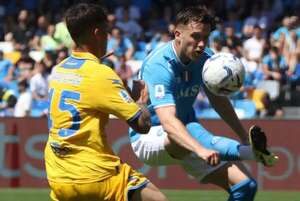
{"left": 197, "top": 149, "right": 220, "bottom": 166}
{"left": 131, "top": 80, "right": 149, "bottom": 104}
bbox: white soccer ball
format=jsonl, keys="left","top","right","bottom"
{"left": 202, "top": 52, "right": 245, "bottom": 96}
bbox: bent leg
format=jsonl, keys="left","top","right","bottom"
{"left": 131, "top": 182, "right": 169, "bottom": 201}
{"left": 202, "top": 162, "right": 257, "bottom": 201}
{"left": 186, "top": 122, "right": 255, "bottom": 161}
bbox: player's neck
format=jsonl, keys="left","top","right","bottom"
{"left": 173, "top": 40, "right": 191, "bottom": 65}
{"left": 73, "top": 44, "right": 101, "bottom": 60}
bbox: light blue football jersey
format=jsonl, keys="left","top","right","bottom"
{"left": 129, "top": 41, "right": 213, "bottom": 141}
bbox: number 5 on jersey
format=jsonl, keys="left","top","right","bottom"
{"left": 48, "top": 88, "right": 81, "bottom": 137}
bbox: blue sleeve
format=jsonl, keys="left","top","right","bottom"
{"left": 106, "top": 39, "right": 114, "bottom": 52}
{"left": 262, "top": 55, "right": 270, "bottom": 65}
{"left": 272, "top": 28, "right": 282, "bottom": 40}
{"left": 272, "top": 27, "right": 288, "bottom": 41}
{"left": 124, "top": 37, "right": 133, "bottom": 49}
{"left": 279, "top": 56, "right": 288, "bottom": 69}
{"left": 142, "top": 63, "right": 175, "bottom": 108}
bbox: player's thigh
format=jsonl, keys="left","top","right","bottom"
{"left": 49, "top": 163, "right": 149, "bottom": 201}
{"left": 202, "top": 161, "right": 252, "bottom": 190}
{"left": 131, "top": 182, "right": 169, "bottom": 201}
{"left": 49, "top": 181, "right": 107, "bottom": 201}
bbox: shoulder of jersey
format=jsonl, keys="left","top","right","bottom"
{"left": 144, "top": 42, "right": 171, "bottom": 63}
{"left": 85, "top": 59, "right": 113, "bottom": 72}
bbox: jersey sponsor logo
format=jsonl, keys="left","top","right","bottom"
{"left": 154, "top": 85, "right": 165, "bottom": 99}
{"left": 50, "top": 70, "right": 82, "bottom": 85}
{"left": 119, "top": 90, "right": 133, "bottom": 103}
{"left": 176, "top": 85, "right": 200, "bottom": 99}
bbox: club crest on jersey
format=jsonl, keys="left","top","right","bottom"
{"left": 119, "top": 90, "right": 133, "bottom": 103}
{"left": 155, "top": 84, "right": 165, "bottom": 99}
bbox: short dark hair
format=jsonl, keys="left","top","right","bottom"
{"left": 175, "top": 6, "right": 216, "bottom": 30}
{"left": 270, "top": 46, "right": 279, "bottom": 54}
{"left": 253, "top": 24, "right": 262, "bottom": 30}
{"left": 65, "top": 3, "right": 107, "bottom": 45}
{"left": 18, "top": 79, "right": 28, "bottom": 88}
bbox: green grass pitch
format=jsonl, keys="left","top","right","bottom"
{"left": 0, "top": 188, "right": 299, "bottom": 201}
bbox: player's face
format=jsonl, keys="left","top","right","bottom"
{"left": 176, "top": 22, "right": 211, "bottom": 61}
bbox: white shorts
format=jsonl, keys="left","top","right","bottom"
{"left": 131, "top": 126, "right": 181, "bottom": 166}
{"left": 130, "top": 126, "right": 227, "bottom": 181}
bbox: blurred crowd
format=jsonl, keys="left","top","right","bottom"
{"left": 0, "top": 0, "right": 299, "bottom": 119}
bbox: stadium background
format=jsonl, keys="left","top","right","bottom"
{"left": 0, "top": 0, "right": 299, "bottom": 200}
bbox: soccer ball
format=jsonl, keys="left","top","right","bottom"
{"left": 202, "top": 52, "right": 245, "bottom": 96}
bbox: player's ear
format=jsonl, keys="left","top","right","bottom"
{"left": 174, "top": 29, "right": 181, "bottom": 38}
{"left": 94, "top": 27, "right": 106, "bottom": 38}
{"left": 94, "top": 27, "right": 100, "bottom": 37}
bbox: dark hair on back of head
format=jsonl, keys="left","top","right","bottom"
{"left": 65, "top": 3, "right": 107, "bottom": 45}
{"left": 18, "top": 79, "right": 28, "bottom": 88}
{"left": 175, "top": 6, "right": 216, "bottom": 30}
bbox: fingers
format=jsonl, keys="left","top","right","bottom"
{"left": 206, "top": 151, "right": 220, "bottom": 166}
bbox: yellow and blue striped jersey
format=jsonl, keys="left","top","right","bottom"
{"left": 45, "top": 52, "right": 141, "bottom": 183}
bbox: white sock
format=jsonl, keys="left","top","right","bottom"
{"left": 239, "top": 145, "right": 256, "bottom": 160}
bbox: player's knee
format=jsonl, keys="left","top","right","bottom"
{"left": 229, "top": 178, "right": 257, "bottom": 201}
{"left": 131, "top": 183, "right": 169, "bottom": 201}
{"left": 211, "top": 136, "right": 240, "bottom": 152}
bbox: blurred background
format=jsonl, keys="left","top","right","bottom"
{"left": 0, "top": 0, "right": 300, "bottom": 119}
{"left": 0, "top": 0, "right": 299, "bottom": 201}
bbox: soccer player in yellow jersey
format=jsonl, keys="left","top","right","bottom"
{"left": 44, "top": 3, "right": 168, "bottom": 201}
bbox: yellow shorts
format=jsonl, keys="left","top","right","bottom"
{"left": 48, "top": 163, "right": 149, "bottom": 201}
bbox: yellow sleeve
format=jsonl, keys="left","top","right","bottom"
{"left": 86, "top": 65, "right": 140, "bottom": 121}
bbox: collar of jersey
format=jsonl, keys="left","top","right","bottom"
{"left": 71, "top": 51, "right": 100, "bottom": 62}
{"left": 171, "top": 40, "right": 189, "bottom": 67}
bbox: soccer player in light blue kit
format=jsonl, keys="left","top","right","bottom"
{"left": 129, "top": 6, "right": 278, "bottom": 201}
